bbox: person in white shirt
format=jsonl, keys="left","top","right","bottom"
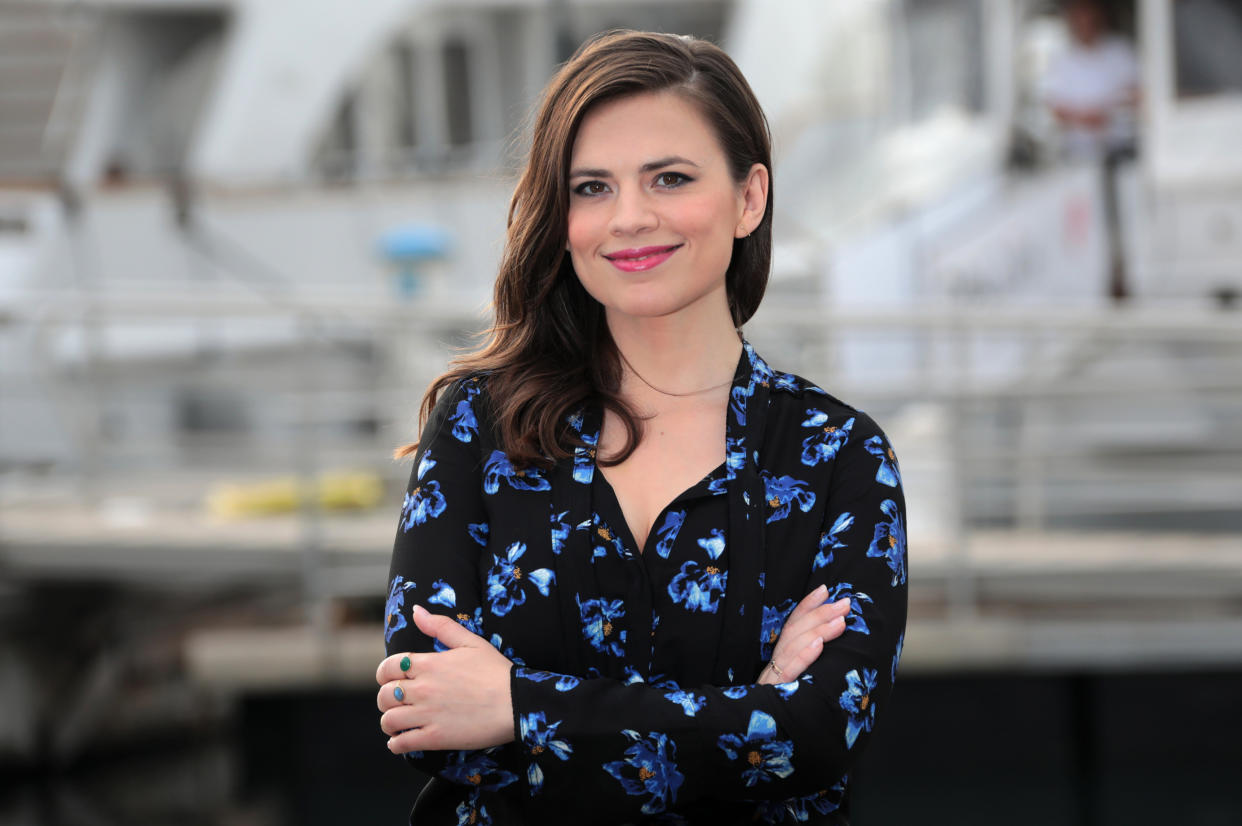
{"left": 1041, "top": 0, "right": 1141, "bottom": 161}
{"left": 1040, "top": 0, "right": 1141, "bottom": 299}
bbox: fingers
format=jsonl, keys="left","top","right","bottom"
{"left": 411, "top": 604, "right": 482, "bottom": 650}
{"left": 794, "top": 584, "right": 830, "bottom": 615}
{"left": 387, "top": 723, "right": 445, "bottom": 754}
{"left": 789, "top": 584, "right": 852, "bottom": 625}
{"left": 761, "top": 584, "right": 858, "bottom": 685}
{"left": 376, "top": 651, "right": 421, "bottom": 685}
{"left": 376, "top": 677, "right": 415, "bottom": 712}
{"left": 761, "top": 617, "right": 842, "bottom": 686}
{"left": 380, "top": 696, "right": 427, "bottom": 738}
{"left": 783, "top": 594, "right": 852, "bottom": 642}
{"left": 771, "top": 636, "right": 824, "bottom": 685}
{"left": 376, "top": 605, "right": 487, "bottom": 688}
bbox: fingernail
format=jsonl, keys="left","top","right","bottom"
{"left": 833, "top": 597, "right": 851, "bottom": 608}
{"left": 394, "top": 685, "right": 405, "bottom": 702}
{"left": 815, "top": 584, "right": 828, "bottom": 596}
{"left": 412, "top": 604, "right": 427, "bottom": 619}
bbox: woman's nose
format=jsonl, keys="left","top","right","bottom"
{"left": 608, "top": 187, "right": 658, "bottom": 236}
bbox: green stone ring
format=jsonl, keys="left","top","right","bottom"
{"left": 399, "top": 655, "right": 411, "bottom": 672}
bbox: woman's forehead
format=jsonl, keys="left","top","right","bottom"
{"left": 569, "top": 91, "right": 724, "bottom": 171}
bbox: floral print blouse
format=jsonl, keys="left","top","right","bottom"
{"left": 384, "top": 343, "right": 907, "bottom": 825}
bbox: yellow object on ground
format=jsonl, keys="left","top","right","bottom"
{"left": 207, "top": 471, "right": 385, "bottom": 518}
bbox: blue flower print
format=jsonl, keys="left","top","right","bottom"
{"left": 486, "top": 542, "right": 555, "bottom": 617}
{"left": 515, "top": 667, "right": 555, "bottom": 683}
{"left": 800, "top": 412, "right": 854, "bottom": 467}
{"left": 761, "top": 472, "right": 816, "bottom": 524}
{"left": 514, "top": 669, "right": 579, "bottom": 691}
{"left": 653, "top": 510, "right": 686, "bottom": 559}
{"left": 730, "top": 384, "right": 754, "bottom": 428}
{"left": 745, "top": 341, "right": 774, "bottom": 384}
{"left": 488, "top": 632, "right": 523, "bottom": 665}
{"left": 482, "top": 450, "right": 551, "bottom": 494}
{"left": 814, "top": 511, "right": 854, "bottom": 570}
{"left": 439, "top": 748, "right": 518, "bottom": 792}
{"left": 723, "top": 686, "right": 750, "bottom": 699}
{"left": 432, "top": 605, "right": 484, "bottom": 652}
{"left": 401, "top": 480, "right": 446, "bottom": 531}
{"left": 864, "top": 435, "right": 901, "bottom": 488}
{"left": 384, "top": 575, "right": 416, "bottom": 643}
{"left": 753, "top": 779, "right": 846, "bottom": 823}
{"left": 577, "top": 595, "right": 626, "bottom": 657}
{"left": 708, "top": 436, "right": 747, "bottom": 494}
{"left": 428, "top": 578, "right": 457, "bottom": 609}
{"left": 716, "top": 711, "right": 795, "bottom": 786}
{"left": 449, "top": 398, "right": 478, "bottom": 443}
{"left": 664, "top": 689, "right": 707, "bottom": 717}
{"left": 771, "top": 371, "right": 803, "bottom": 393}
{"left": 550, "top": 509, "right": 571, "bottom": 555}
{"left": 572, "top": 427, "right": 598, "bottom": 485}
{"left": 696, "top": 528, "right": 725, "bottom": 560}
{"left": 892, "top": 631, "right": 904, "bottom": 684}
{"left": 867, "top": 499, "right": 907, "bottom": 586}
{"left": 455, "top": 605, "right": 484, "bottom": 635}
{"left": 774, "top": 680, "right": 801, "bottom": 700}
{"left": 668, "top": 560, "right": 727, "bottom": 613}
{"left": 824, "top": 583, "right": 873, "bottom": 635}
{"left": 591, "top": 514, "right": 630, "bottom": 560}
{"left": 468, "top": 521, "right": 489, "bottom": 546}
{"left": 839, "top": 668, "right": 879, "bottom": 749}
{"left": 446, "top": 379, "right": 482, "bottom": 444}
{"left": 519, "top": 711, "right": 572, "bottom": 796}
{"left": 602, "top": 730, "right": 684, "bottom": 815}
{"left": 728, "top": 345, "right": 778, "bottom": 426}
{"left": 417, "top": 451, "right": 436, "bottom": 480}
{"left": 759, "top": 599, "right": 796, "bottom": 660}
{"left": 454, "top": 794, "right": 491, "bottom": 826}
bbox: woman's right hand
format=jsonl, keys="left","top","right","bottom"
{"left": 757, "top": 585, "right": 851, "bottom": 685}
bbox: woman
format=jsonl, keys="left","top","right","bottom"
{"left": 377, "top": 30, "right": 907, "bottom": 825}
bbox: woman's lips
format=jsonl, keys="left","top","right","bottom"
{"left": 603, "top": 244, "right": 682, "bottom": 273}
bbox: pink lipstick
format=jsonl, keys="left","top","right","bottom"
{"left": 603, "top": 244, "right": 682, "bottom": 272}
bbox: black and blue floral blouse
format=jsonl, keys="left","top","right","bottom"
{"left": 384, "top": 343, "right": 908, "bottom": 825}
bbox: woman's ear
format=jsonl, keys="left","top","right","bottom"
{"left": 735, "top": 163, "right": 770, "bottom": 238}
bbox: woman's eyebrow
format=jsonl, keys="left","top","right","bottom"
{"left": 640, "top": 155, "right": 700, "bottom": 173}
{"left": 568, "top": 156, "right": 701, "bottom": 179}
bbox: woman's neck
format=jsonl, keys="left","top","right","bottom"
{"left": 606, "top": 305, "right": 743, "bottom": 401}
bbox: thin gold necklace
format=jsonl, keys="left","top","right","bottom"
{"left": 616, "top": 347, "right": 735, "bottom": 398}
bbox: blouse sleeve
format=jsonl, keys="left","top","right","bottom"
{"left": 507, "top": 416, "right": 907, "bottom": 821}
{"left": 384, "top": 378, "right": 496, "bottom": 779}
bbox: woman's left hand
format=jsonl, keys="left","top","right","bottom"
{"left": 377, "top": 604, "right": 515, "bottom": 753}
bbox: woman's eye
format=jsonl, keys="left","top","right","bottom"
{"left": 573, "top": 181, "right": 608, "bottom": 196}
{"left": 656, "top": 172, "right": 690, "bottom": 188}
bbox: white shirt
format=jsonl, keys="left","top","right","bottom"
{"left": 1041, "top": 35, "right": 1140, "bottom": 158}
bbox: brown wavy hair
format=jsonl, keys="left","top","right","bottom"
{"left": 398, "top": 30, "right": 774, "bottom": 467}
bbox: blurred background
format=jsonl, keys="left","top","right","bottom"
{"left": 1, "top": 0, "right": 1240, "bottom": 823}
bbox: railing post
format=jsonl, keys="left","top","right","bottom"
{"left": 945, "top": 308, "right": 978, "bottom": 620}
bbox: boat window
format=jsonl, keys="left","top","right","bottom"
{"left": 1173, "top": 0, "right": 1242, "bottom": 97}
{"left": 898, "top": 0, "right": 986, "bottom": 122}
{"left": 442, "top": 39, "right": 473, "bottom": 147}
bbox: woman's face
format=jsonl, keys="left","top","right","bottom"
{"left": 565, "top": 91, "right": 767, "bottom": 326}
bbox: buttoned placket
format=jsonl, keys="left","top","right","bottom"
{"left": 548, "top": 343, "right": 773, "bottom": 685}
